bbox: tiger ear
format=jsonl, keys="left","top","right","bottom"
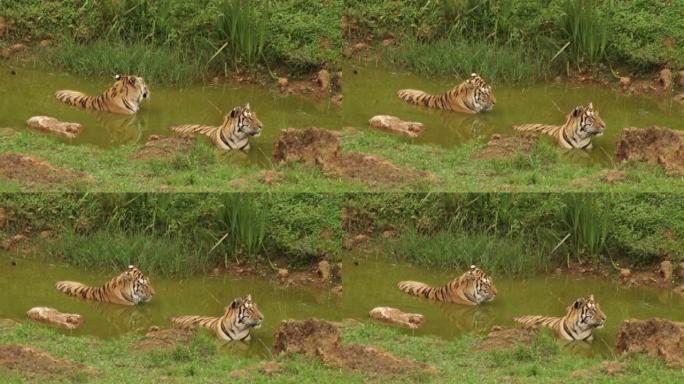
{"left": 230, "top": 107, "right": 242, "bottom": 118}
{"left": 230, "top": 297, "right": 243, "bottom": 309}
{"left": 573, "top": 297, "right": 586, "bottom": 309}
{"left": 588, "top": 294, "right": 595, "bottom": 301}
{"left": 244, "top": 294, "right": 252, "bottom": 302}
{"left": 587, "top": 102, "right": 594, "bottom": 110}
{"left": 115, "top": 74, "right": 122, "bottom": 81}
{"left": 244, "top": 103, "right": 251, "bottom": 110}
{"left": 572, "top": 106, "right": 583, "bottom": 117}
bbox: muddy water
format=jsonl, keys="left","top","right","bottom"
{"left": 0, "top": 64, "right": 341, "bottom": 166}
{"left": 0, "top": 256, "right": 341, "bottom": 358}
{"left": 344, "top": 254, "right": 683, "bottom": 356}
{"left": 344, "top": 63, "right": 684, "bottom": 165}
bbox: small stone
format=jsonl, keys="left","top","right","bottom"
{"left": 277, "top": 77, "right": 289, "bottom": 88}
{"left": 382, "top": 38, "right": 394, "bottom": 47}
{"left": 317, "top": 260, "right": 331, "bottom": 282}
{"left": 39, "top": 230, "right": 52, "bottom": 239}
{"left": 38, "top": 39, "right": 52, "bottom": 48}
{"left": 331, "top": 285, "right": 342, "bottom": 295}
{"left": 342, "top": 46, "right": 353, "bottom": 58}
{"left": 678, "top": 263, "right": 684, "bottom": 279}
{"left": 659, "top": 68, "right": 672, "bottom": 91}
{"left": 660, "top": 260, "right": 673, "bottom": 283}
{"left": 353, "top": 234, "right": 368, "bottom": 244}
{"left": 678, "top": 70, "right": 684, "bottom": 88}
{"left": 277, "top": 268, "right": 289, "bottom": 280}
{"left": 316, "top": 69, "right": 330, "bottom": 90}
{"left": 9, "top": 43, "right": 26, "bottom": 53}
{"left": 382, "top": 230, "right": 396, "bottom": 238}
{"left": 331, "top": 93, "right": 342, "bottom": 105}
{"left": 352, "top": 42, "right": 369, "bottom": 52}
{"left": 619, "top": 76, "right": 631, "bottom": 90}
{"left": 620, "top": 268, "right": 632, "bottom": 279}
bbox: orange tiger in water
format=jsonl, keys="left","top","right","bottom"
{"left": 397, "top": 73, "right": 496, "bottom": 114}
{"left": 55, "top": 75, "right": 149, "bottom": 115}
{"left": 171, "top": 295, "right": 263, "bottom": 341}
{"left": 397, "top": 265, "right": 497, "bottom": 305}
{"left": 513, "top": 294, "right": 606, "bottom": 341}
{"left": 513, "top": 102, "right": 605, "bottom": 149}
{"left": 169, "top": 103, "right": 263, "bottom": 151}
{"left": 55, "top": 265, "right": 155, "bottom": 306}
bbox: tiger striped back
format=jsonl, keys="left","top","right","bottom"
{"left": 55, "top": 75, "right": 149, "bottom": 115}
{"left": 513, "top": 102, "right": 605, "bottom": 149}
{"left": 171, "top": 294, "right": 263, "bottom": 341}
{"left": 513, "top": 295, "right": 606, "bottom": 341}
{"left": 169, "top": 103, "right": 263, "bottom": 151}
{"left": 397, "top": 73, "right": 496, "bottom": 114}
{"left": 55, "top": 265, "right": 155, "bottom": 306}
{"left": 397, "top": 265, "right": 497, "bottom": 305}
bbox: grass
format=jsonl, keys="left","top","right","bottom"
{"left": 1, "top": 321, "right": 681, "bottom": 383}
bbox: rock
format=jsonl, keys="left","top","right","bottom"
{"left": 334, "top": 71, "right": 342, "bottom": 88}
{"left": 316, "top": 69, "right": 330, "bottom": 90}
{"left": 38, "top": 39, "right": 52, "bottom": 48}
{"left": 335, "top": 262, "right": 342, "bottom": 279}
{"left": 331, "top": 285, "right": 342, "bottom": 295}
{"left": 673, "top": 285, "right": 684, "bottom": 298}
{"left": 382, "top": 230, "right": 397, "bottom": 238}
{"left": 9, "top": 43, "right": 26, "bottom": 53}
{"left": 26, "top": 307, "right": 82, "bottom": 330}
{"left": 619, "top": 268, "right": 632, "bottom": 279}
{"left": 352, "top": 42, "right": 369, "bottom": 52}
{"left": 342, "top": 46, "right": 353, "bottom": 58}
{"left": 382, "top": 38, "right": 394, "bottom": 47}
{"left": 615, "top": 127, "right": 684, "bottom": 177}
{"left": 615, "top": 318, "right": 684, "bottom": 368}
{"left": 659, "top": 68, "right": 672, "bottom": 91}
{"left": 331, "top": 93, "right": 342, "bottom": 105}
{"left": 277, "top": 268, "right": 289, "bottom": 280}
{"left": 39, "top": 230, "right": 52, "bottom": 239}
{"left": 277, "top": 77, "right": 289, "bottom": 88}
{"left": 678, "top": 70, "right": 684, "bottom": 88}
{"left": 674, "top": 93, "right": 684, "bottom": 106}
{"left": 619, "top": 77, "right": 631, "bottom": 90}
{"left": 317, "top": 260, "right": 331, "bottom": 282}
{"left": 660, "top": 260, "right": 673, "bottom": 283}
{"left": 368, "top": 115, "right": 425, "bottom": 138}
{"left": 678, "top": 263, "right": 684, "bottom": 279}
{"left": 0, "top": 207, "right": 6, "bottom": 229}
{"left": 26, "top": 116, "right": 82, "bottom": 139}
{"left": 369, "top": 307, "right": 425, "bottom": 329}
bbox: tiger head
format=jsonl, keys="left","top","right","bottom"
{"left": 567, "top": 294, "right": 606, "bottom": 330}
{"left": 113, "top": 74, "right": 150, "bottom": 103}
{"left": 229, "top": 103, "right": 263, "bottom": 138}
{"left": 464, "top": 73, "right": 496, "bottom": 113}
{"left": 464, "top": 265, "right": 497, "bottom": 304}
{"left": 121, "top": 265, "right": 155, "bottom": 304}
{"left": 571, "top": 102, "right": 605, "bottom": 138}
{"left": 225, "top": 294, "right": 263, "bottom": 329}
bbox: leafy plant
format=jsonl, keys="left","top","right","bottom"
{"left": 561, "top": 194, "right": 609, "bottom": 263}
{"left": 559, "top": 0, "right": 609, "bottom": 67}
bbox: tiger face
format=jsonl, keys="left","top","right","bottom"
{"left": 573, "top": 102, "right": 605, "bottom": 138}
{"left": 228, "top": 294, "right": 263, "bottom": 328}
{"left": 114, "top": 74, "right": 150, "bottom": 102}
{"left": 465, "top": 265, "right": 497, "bottom": 303}
{"left": 122, "top": 265, "right": 155, "bottom": 304}
{"left": 466, "top": 73, "right": 496, "bottom": 112}
{"left": 231, "top": 103, "right": 263, "bottom": 137}
{"left": 570, "top": 294, "right": 606, "bottom": 330}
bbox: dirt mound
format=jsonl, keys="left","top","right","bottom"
{"left": 615, "top": 318, "right": 684, "bottom": 368}
{"left": 0, "top": 344, "right": 95, "bottom": 379}
{"left": 273, "top": 319, "right": 434, "bottom": 377}
{"left": 476, "top": 325, "right": 537, "bottom": 351}
{"left": 273, "top": 128, "right": 433, "bottom": 186}
{"left": 130, "top": 326, "right": 194, "bottom": 352}
{"left": 615, "top": 127, "right": 684, "bottom": 176}
{"left": 472, "top": 134, "right": 538, "bottom": 160}
{"left": 0, "top": 153, "right": 91, "bottom": 189}
{"left": 130, "top": 135, "right": 196, "bottom": 160}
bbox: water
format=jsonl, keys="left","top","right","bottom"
{"left": 344, "top": 254, "right": 684, "bottom": 356}
{"left": 344, "top": 63, "right": 684, "bottom": 164}
{"left": 0, "top": 255, "right": 342, "bottom": 358}
{"left": 0, "top": 64, "right": 341, "bottom": 166}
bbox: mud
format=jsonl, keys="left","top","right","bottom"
{"left": 0, "top": 344, "right": 95, "bottom": 379}
{"left": 0, "top": 153, "right": 91, "bottom": 189}
{"left": 273, "top": 127, "right": 433, "bottom": 186}
{"left": 272, "top": 319, "right": 435, "bottom": 377}
{"left": 130, "top": 135, "right": 196, "bottom": 160}
{"left": 615, "top": 318, "right": 684, "bottom": 368}
{"left": 130, "top": 326, "right": 194, "bottom": 352}
{"left": 615, "top": 127, "right": 684, "bottom": 177}
{"left": 471, "top": 134, "right": 537, "bottom": 160}
{"left": 476, "top": 325, "right": 536, "bottom": 351}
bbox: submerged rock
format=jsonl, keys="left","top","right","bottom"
{"left": 26, "top": 116, "right": 82, "bottom": 139}
{"left": 368, "top": 307, "right": 425, "bottom": 329}
{"left": 615, "top": 318, "right": 684, "bottom": 368}
{"left": 615, "top": 127, "right": 684, "bottom": 177}
{"left": 26, "top": 307, "right": 82, "bottom": 330}
{"left": 368, "top": 115, "right": 424, "bottom": 137}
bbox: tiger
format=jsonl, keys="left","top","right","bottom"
{"left": 169, "top": 103, "right": 263, "bottom": 151}
{"left": 170, "top": 294, "right": 263, "bottom": 341}
{"left": 55, "top": 74, "right": 149, "bottom": 115}
{"left": 512, "top": 102, "right": 605, "bottom": 149}
{"left": 513, "top": 294, "right": 606, "bottom": 341}
{"left": 54, "top": 265, "right": 155, "bottom": 306}
{"left": 397, "top": 265, "right": 497, "bottom": 305}
{"left": 397, "top": 73, "right": 496, "bottom": 114}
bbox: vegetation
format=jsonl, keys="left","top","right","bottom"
{"left": 344, "top": 0, "right": 684, "bottom": 82}
{"left": 0, "top": 0, "right": 342, "bottom": 84}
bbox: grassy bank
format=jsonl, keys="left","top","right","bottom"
{"left": 344, "top": 0, "right": 684, "bottom": 83}
{"left": 0, "top": 193, "right": 344, "bottom": 276}
{"left": 1, "top": 321, "right": 680, "bottom": 383}
{"left": 344, "top": 193, "right": 684, "bottom": 275}
{"left": 1, "top": 0, "right": 342, "bottom": 85}
{"left": 1, "top": 129, "right": 682, "bottom": 192}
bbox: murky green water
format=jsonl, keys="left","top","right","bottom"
{"left": 344, "top": 63, "right": 684, "bottom": 164}
{"left": 344, "top": 254, "right": 684, "bottom": 356}
{"left": 0, "top": 255, "right": 341, "bottom": 358}
{"left": 0, "top": 64, "right": 341, "bottom": 166}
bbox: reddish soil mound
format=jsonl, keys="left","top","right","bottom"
{"left": 273, "top": 319, "right": 435, "bottom": 377}
{"left": 273, "top": 128, "right": 433, "bottom": 186}
{"left": 471, "top": 134, "right": 538, "bottom": 160}
{"left": 615, "top": 127, "right": 684, "bottom": 176}
{"left": 0, "top": 153, "right": 91, "bottom": 189}
{"left": 476, "top": 325, "right": 537, "bottom": 351}
{"left": 615, "top": 318, "right": 684, "bottom": 368}
{"left": 0, "top": 344, "right": 95, "bottom": 379}
{"left": 130, "top": 326, "right": 194, "bottom": 352}
{"left": 130, "top": 135, "right": 196, "bottom": 160}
